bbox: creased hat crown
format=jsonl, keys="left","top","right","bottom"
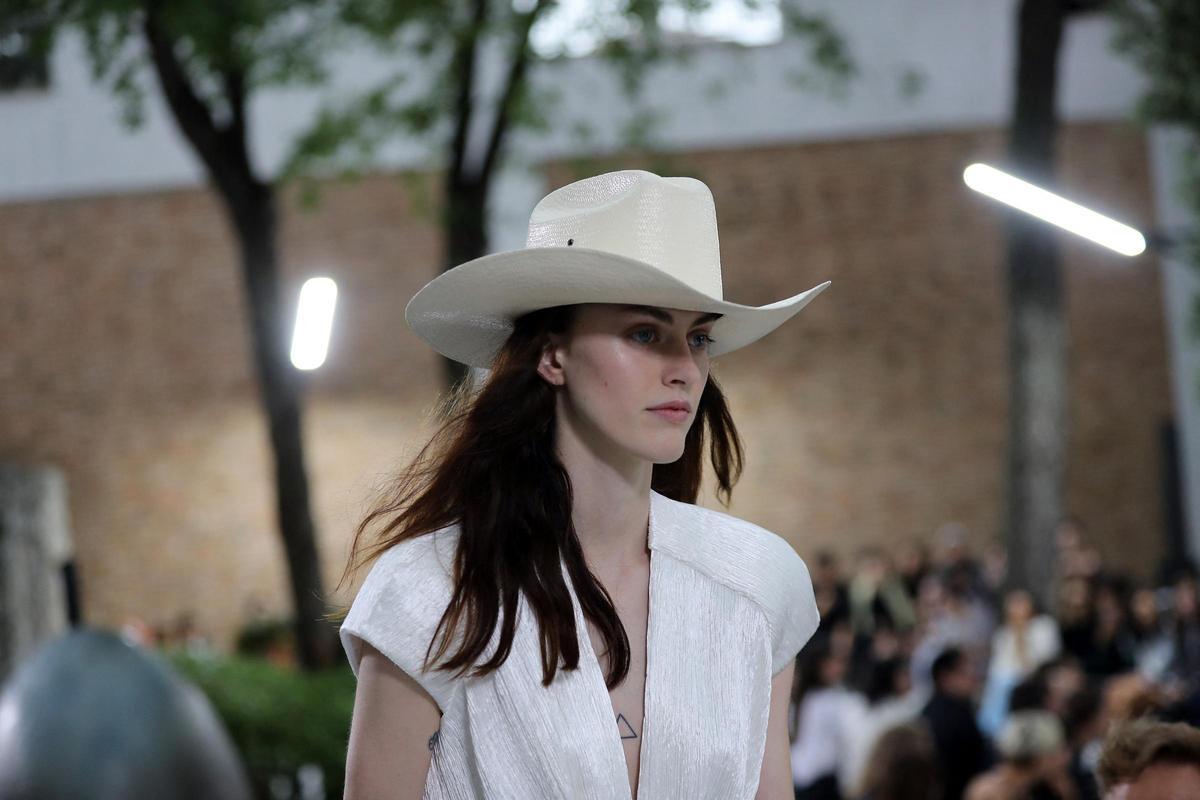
{"left": 523, "top": 170, "right": 724, "bottom": 299}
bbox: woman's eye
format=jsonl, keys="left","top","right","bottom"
{"left": 631, "top": 328, "right": 656, "bottom": 344}
{"left": 631, "top": 327, "right": 714, "bottom": 349}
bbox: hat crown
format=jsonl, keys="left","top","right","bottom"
{"left": 523, "top": 170, "right": 724, "bottom": 299}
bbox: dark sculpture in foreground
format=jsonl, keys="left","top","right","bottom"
{"left": 0, "top": 628, "right": 252, "bottom": 800}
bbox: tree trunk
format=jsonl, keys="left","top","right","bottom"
{"left": 227, "top": 183, "right": 338, "bottom": 669}
{"left": 140, "top": 9, "right": 337, "bottom": 669}
{"left": 1004, "top": 0, "right": 1069, "bottom": 610}
{"left": 439, "top": 175, "right": 489, "bottom": 388}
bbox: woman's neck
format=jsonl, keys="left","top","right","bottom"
{"left": 554, "top": 416, "right": 653, "bottom": 579}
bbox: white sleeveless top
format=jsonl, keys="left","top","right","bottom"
{"left": 340, "top": 490, "right": 819, "bottom": 800}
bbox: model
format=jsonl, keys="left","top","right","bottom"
{"left": 339, "top": 169, "right": 830, "bottom": 800}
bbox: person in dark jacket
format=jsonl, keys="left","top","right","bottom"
{"left": 921, "top": 646, "right": 991, "bottom": 800}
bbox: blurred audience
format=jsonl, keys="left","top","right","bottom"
{"left": 979, "top": 589, "right": 1062, "bottom": 736}
{"left": 922, "top": 646, "right": 990, "bottom": 800}
{"left": 965, "top": 711, "right": 1074, "bottom": 800}
{"left": 788, "top": 514, "right": 1200, "bottom": 800}
{"left": 843, "top": 655, "right": 922, "bottom": 794}
{"left": 790, "top": 641, "right": 860, "bottom": 800}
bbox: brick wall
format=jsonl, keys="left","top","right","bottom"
{"left": 0, "top": 122, "right": 1172, "bottom": 650}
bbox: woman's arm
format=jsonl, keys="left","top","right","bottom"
{"left": 756, "top": 660, "right": 796, "bottom": 800}
{"left": 344, "top": 640, "right": 442, "bottom": 800}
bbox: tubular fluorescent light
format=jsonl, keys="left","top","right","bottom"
{"left": 963, "top": 163, "right": 1146, "bottom": 256}
{"left": 291, "top": 277, "right": 338, "bottom": 370}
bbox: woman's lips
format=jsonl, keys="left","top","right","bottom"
{"left": 648, "top": 408, "right": 690, "bottom": 423}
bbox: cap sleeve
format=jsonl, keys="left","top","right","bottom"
{"left": 339, "top": 528, "right": 460, "bottom": 712}
{"left": 763, "top": 538, "right": 820, "bottom": 675}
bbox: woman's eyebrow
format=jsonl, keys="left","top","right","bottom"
{"left": 618, "top": 305, "right": 721, "bottom": 326}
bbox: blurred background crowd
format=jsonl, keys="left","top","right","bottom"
{"left": 788, "top": 515, "right": 1200, "bottom": 800}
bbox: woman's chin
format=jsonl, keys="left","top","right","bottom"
{"left": 639, "top": 442, "right": 687, "bottom": 465}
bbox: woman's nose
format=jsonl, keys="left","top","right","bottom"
{"left": 662, "top": 339, "right": 702, "bottom": 386}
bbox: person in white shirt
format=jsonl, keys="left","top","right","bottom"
{"left": 790, "top": 642, "right": 861, "bottom": 799}
{"left": 978, "top": 588, "right": 1061, "bottom": 737}
{"left": 841, "top": 655, "right": 924, "bottom": 796}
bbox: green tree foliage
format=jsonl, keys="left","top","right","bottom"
{"left": 1110, "top": 0, "right": 1200, "bottom": 363}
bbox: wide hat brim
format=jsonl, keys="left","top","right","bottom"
{"left": 405, "top": 246, "right": 831, "bottom": 368}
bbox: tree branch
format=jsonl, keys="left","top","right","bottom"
{"left": 479, "top": 0, "right": 551, "bottom": 184}
{"left": 448, "top": 0, "right": 488, "bottom": 188}
{"left": 142, "top": 2, "right": 256, "bottom": 201}
{"left": 222, "top": 65, "right": 253, "bottom": 174}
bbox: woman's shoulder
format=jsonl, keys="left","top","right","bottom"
{"left": 339, "top": 525, "right": 463, "bottom": 709}
{"left": 368, "top": 523, "right": 460, "bottom": 581}
{"left": 650, "top": 490, "right": 810, "bottom": 590}
{"left": 650, "top": 491, "right": 818, "bottom": 671}
{"left": 340, "top": 525, "right": 461, "bottom": 652}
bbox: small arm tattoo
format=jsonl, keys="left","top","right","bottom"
{"left": 428, "top": 729, "right": 440, "bottom": 751}
{"left": 616, "top": 713, "right": 638, "bottom": 740}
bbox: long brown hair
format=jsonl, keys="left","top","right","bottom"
{"left": 333, "top": 304, "right": 744, "bottom": 690}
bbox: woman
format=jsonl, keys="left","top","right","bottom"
{"left": 978, "top": 588, "right": 1061, "bottom": 737}
{"left": 1126, "top": 585, "right": 1171, "bottom": 680}
{"left": 789, "top": 642, "right": 862, "bottom": 800}
{"left": 842, "top": 656, "right": 923, "bottom": 796}
{"left": 337, "top": 170, "right": 831, "bottom": 799}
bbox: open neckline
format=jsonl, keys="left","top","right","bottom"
{"left": 574, "top": 493, "right": 660, "bottom": 800}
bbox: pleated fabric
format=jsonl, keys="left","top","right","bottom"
{"left": 340, "top": 490, "right": 819, "bottom": 799}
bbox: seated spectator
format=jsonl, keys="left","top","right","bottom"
{"left": 932, "top": 522, "right": 977, "bottom": 583}
{"left": 980, "top": 544, "right": 1008, "bottom": 610}
{"left": 911, "top": 574, "right": 995, "bottom": 700}
{"left": 896, "top": 542, "right": 931, "bottom": 601}
{"left": 848, "top": 547, "right": 916, "bottom": 641}
{"left": 843, "top": 656, "right": 923, "bottom": 794}
{"left": 1055, "top": 516, "right": 1102, "bottom": 583}
{"left": 1008, "top": 672, "right": 1051, "bottom": 715}
{"left": 1126, "top": 586, "right": 1172, "bottom": 682}
{"left": 813, "top": 549, "right": 851, "bottom": 646}
{"left": 1096, "top": 718, "right": 1200, "bottom": 799}
{"left": 1054, "top": 515, "right": 1086, "bottom": 574}
{"left": 856, "top": 721, "right": 940, "bottom": 800}
{"left": 1166, "top": 572, "right": 1200, "bottom": 686}
{"left": 1058, "top": 578, "right": 1095, "bottom": 665}
{"left": 979, "top": 589, "right": 1062, "bottom": 736}
{"left": 922, "top": 646, "right": 991, "bottom": 800}
{"left": 1037, "top": 657, "right": 1088, "bottom": 720}
{"left": 965, "top": 711, "right": 1075, "bottom": 800}
{"left": 1083, "top": 579, "right": 1135, "bottom": 678}
{"left": 790, "top": 642, "right": 862, "bottom": 800}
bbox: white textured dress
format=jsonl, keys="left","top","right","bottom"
{"left": 340, "top": 489, "right": 819, "bottom": 800}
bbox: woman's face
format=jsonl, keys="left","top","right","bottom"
{"left": 820, "top": 652, "right": 848, "bottom": 686}
{"left": 1004, "top": 589, "right": 1034, "bottom": 625}
{"left": 1175, "top": 580, "right": 1198, "bottom": 618}
{"left": 1131, "top": 588, "right": 1159, "bottom": 628}
{"left": 539, "top": 303, "right": 716, "bottom": 465}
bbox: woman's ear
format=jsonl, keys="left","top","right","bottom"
{"left": 536, "top": 337, "right": 566, "bottom": 387}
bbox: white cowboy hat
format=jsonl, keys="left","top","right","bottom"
{"left": 405, "top": 169, "right": 831, "bottom": 367}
